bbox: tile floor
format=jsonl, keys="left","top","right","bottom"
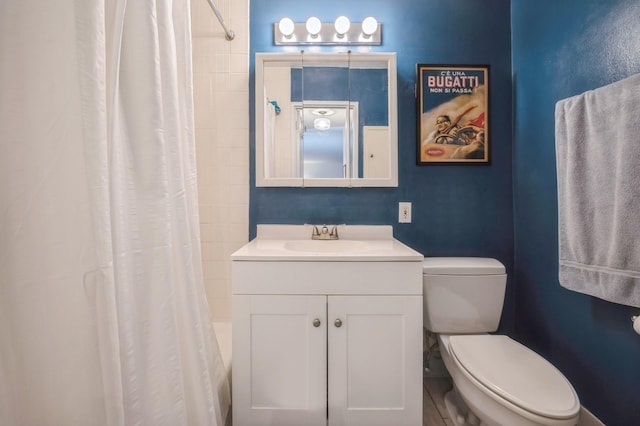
{"left": 424, "top": 334, "right": 455, "bottom": 425}
{"left": 423, "top": 376, "right": 454, "bottom": 426}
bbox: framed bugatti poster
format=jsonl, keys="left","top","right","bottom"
{"left": 416, "top": 64, "right": 490, "bottom": 164}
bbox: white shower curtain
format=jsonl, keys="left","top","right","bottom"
{"left": 0, "top": 0, "right": 230, "bottom": 425}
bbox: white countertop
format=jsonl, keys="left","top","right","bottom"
{"left": 231, "top": 224, "right": 424, "bottom": 262}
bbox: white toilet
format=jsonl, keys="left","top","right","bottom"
{"left": 423, "top": 257, "right": 580, "bottom": 426}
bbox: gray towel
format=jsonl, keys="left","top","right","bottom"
{"left": 555, "top": 73, "right": 640, "bottom": 308}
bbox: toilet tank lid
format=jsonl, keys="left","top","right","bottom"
{"left": 422, "top": 257, "right": 505, "bottom": 275}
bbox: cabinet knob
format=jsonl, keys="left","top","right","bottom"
{"left": 334, "top": 318, "right": 343, "bottom": 328}
{"left": 313, "top": 318, "right": 321, "bottom": 327}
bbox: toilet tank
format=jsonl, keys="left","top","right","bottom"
{"left": 423, "top": 257, "right": 506, "bottom": 333}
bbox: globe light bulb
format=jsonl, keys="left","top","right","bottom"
{"left": 362, "top": 16, "right": 378, "bottom": 37}
{"left": 334, "top": 16, "right": 351, "bottom": 37}
{"left": 306, "top": 16, "right": 322, "bottom": 37}
{"left": 278, "top": 17, "right": 295, "bottom": 37}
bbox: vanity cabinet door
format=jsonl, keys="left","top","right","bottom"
{"left": 327, "top": 295, "right": 423, "bottom": 426}
{"left": 232, "top": 295, "right": 327, "bottom": 426}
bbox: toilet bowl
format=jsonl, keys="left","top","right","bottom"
{"left": 423, "top": 258, "right": 580, "bottom": 426}
{"left": 439, "top": 334, "right": 580, "bottom": 426}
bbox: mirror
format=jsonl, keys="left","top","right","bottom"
{"left": 255, "top": 52, "right": 397, "bottom": 187}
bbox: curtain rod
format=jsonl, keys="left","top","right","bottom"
{"left": 205, "top": 0, "right": 235, "bottom": 41}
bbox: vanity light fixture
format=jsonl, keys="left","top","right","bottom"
{"left": 273, "top": 16, "right": 382, "bottom": 45}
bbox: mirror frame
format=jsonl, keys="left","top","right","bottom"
{"left": 255, "top": 51, "right": 398, "bottom": 187}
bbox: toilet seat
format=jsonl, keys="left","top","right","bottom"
{"left": 448, "top": 335, "right": 580, "bottom": 421}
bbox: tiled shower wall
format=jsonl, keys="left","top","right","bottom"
{"left": 190, "top": 0, "right": 249, "bottom": 321}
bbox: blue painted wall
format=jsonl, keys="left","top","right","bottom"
{"left": 250, "top": 0, "right": 515, "bottom": 329}
{"left": 250, "top": 0, "right": 640, "bottom": 424}
{"left": 511, "top": 1, "right": 640, "bottom": 425}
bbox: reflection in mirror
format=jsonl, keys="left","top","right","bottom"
{"left": 256, "top": 51, "right": 397, "bottom": 187}
{"left": 294, "top": 102, "right": 358, "bottom": 179}
{"left": 301, "top": 54, "right": 352, "bottom": 180}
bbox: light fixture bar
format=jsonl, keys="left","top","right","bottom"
{"left": 274, "top": 19, "right": 382, "bottom": 46}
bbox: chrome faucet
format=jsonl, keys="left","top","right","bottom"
{"left": 311, "top": 224, "right": 339, "bottom": 240}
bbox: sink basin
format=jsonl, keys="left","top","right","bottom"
{"left": 284, "top": 239, "right": 369, "bottom": 253}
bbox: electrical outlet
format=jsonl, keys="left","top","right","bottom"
{"left": 398, "top": 202, "right": 412, "bottom": 223}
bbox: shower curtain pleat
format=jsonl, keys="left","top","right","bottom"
{"left": 1, "top": 0, "right": 229, "bottom": 424}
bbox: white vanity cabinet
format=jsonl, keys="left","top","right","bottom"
{"left": 231, "top": 225, "right": 424, "bottom": 426}
{"left": 232, "top": 294, "right": 327, "bottom": 426}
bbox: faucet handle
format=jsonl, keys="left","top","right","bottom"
{"left": 311, "top": 224, "right": 339, "bottom": 240}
